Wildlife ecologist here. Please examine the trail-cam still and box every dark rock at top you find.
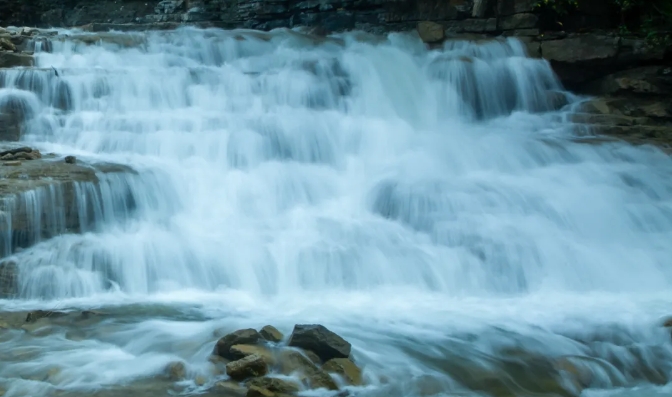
[215,328,262,359]
[288,324,351,362]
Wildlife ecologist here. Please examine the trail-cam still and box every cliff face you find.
[0,0,618,33]
[2,0,671,148]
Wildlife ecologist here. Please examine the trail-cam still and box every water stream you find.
[0,27,671,397]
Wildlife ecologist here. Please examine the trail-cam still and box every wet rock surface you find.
[287,324,352,362]
[0,148,136,258]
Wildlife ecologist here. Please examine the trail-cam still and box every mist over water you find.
[1,27,672,397]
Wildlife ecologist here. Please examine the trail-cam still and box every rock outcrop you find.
[0,150,138,261]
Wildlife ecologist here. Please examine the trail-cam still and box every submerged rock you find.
[214,380,247,396]
[323,358,362,386]
[246,386,274,397]
[259,325,284,343]
[226,354,268,381]
[216,328,263,359]
[288,324,351,362]
[165,361,186,380]
[0,260,18,298]
[278,349,339,390]
[245,376,300,393]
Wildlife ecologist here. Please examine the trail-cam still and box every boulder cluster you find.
[173,324,363,397]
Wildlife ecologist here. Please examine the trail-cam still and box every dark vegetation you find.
[535,0,672,46]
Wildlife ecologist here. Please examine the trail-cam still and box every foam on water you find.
[0,27,671,396]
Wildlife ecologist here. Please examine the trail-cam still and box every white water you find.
[0,27,672,397]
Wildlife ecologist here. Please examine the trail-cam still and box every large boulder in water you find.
[288,324,351,362]
[215,328,262,359]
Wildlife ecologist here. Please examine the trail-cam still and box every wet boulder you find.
[259,325,284,343]
[288,324,351,362]
[226,354,269,381]
[245,376,300,394]
[215,328,262,359]
[323,358,362,386]
[278,349,338,390]
[230,344,276,365]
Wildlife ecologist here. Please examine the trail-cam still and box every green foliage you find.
[534,0,671,47]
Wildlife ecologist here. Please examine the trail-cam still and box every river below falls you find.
[0,27,671,397]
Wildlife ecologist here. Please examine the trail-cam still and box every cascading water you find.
[0,26,671,397]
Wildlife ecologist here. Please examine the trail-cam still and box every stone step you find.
[0,148,154,260]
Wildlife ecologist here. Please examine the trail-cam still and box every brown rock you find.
[245,377,300,393]
[230,344,276,365]
[663,318,672,327]
[417,21,445,44]
[226,354,268,381]
[215,328,262,359]
[288,324,351,363]
[3,161,21,166]
[65,155,77,164]
[323,358,363,386]
[259,325,284,343]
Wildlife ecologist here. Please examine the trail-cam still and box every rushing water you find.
[0,27,671,397]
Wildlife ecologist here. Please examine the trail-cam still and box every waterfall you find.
[0,27,671,397]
